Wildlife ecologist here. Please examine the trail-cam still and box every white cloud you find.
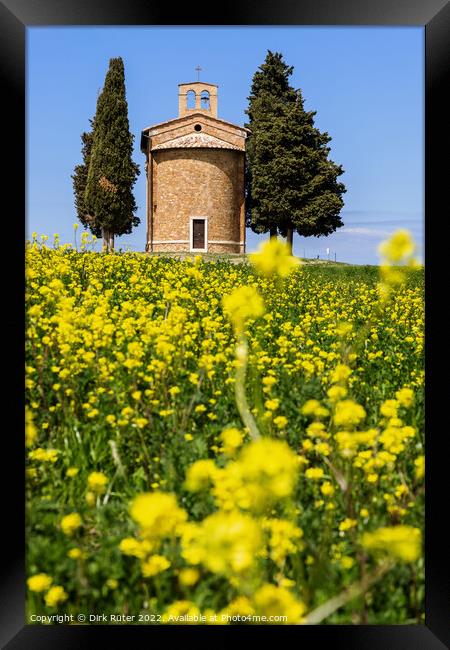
[339,227,392,237]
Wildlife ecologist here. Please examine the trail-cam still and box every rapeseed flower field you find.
[26,231,424,624]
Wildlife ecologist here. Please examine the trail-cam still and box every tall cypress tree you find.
[84,57,140,251]
[245,50,346,250]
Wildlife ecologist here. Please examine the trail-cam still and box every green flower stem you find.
[301,559,393,625]
[234,334,261,441]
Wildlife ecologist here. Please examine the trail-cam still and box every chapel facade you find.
[140,81,249,254]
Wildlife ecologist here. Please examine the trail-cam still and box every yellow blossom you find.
[253,584,306,624]
[305,467,324,481]
[60,513,82,536]
[249,237,301,278]
[222,286,265,333]
[333,400,366,429]
[27,573,52,593]
[185,459,218,491]
[414,455,425,480]
[29,448,59,463]
[178,568,200,587]
[130,492,187,539]
[378,230,416,263]
[44,585,68,607]
[330,364,352,384]
[339,518,357,532]
[141,554,171,577]
[25,407,38,447]
[87,471,108,495]
[220,427,244,455]
[361,525,421,562]
[162,600,201,624]
[395,388,414,408]
[181,510,261,575]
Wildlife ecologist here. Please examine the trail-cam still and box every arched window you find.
[186,89,196,109]
[200,90,210,110]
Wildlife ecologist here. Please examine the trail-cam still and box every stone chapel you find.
[140,81,249,254]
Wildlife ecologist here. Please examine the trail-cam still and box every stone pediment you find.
[152,132,242,151]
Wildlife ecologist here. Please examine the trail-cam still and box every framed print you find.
[1,0,449,647]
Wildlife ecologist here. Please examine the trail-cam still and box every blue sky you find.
[27,26,424,264]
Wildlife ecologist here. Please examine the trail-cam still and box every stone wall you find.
[149,148,245,254]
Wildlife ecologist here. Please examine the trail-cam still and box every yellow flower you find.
[335,321,353,337]
[378,230,416,263]
[395,388,414,408]
[119,537,155,559]
[222,286,265,333]
[60,513,82,536]
[29,448,59,463]
[178,568,200,587]
[249,237,301,278]
[237,438,300,510]
[380,399,399,418]
[262,518,304,564]
[262,375,277,389]
[181,512,261,575]
[85,491,96,507]
[67,547,82,559]
[327,385,348,402]
[330,364,352,384]
[339,518,357,532]
[66,467,79,478]
[340,556,355,570]
[361,525,421,562]
[44,585,68,607]
[264,398,280,411]
[185,459,218,491]
[221,596,255,618]
[253,584,306,624]
[414,455,425,480]
[306,421,327,439]
[130,492,187,539]
[320,481,335,496]
[305,467,324,481]
[106,578,118,590]
[27,573,52,593]
[333,400,366,429]
[87,471,108,495]
[273,415,288,429]
[141,554,171,577]
[25,407,38,447]
[162,600,201,624]
[301,400,329,419]
[220,427,244,455]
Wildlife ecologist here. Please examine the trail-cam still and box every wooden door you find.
[192,219,205,249]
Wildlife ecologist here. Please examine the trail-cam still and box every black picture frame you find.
[2,1,448,647]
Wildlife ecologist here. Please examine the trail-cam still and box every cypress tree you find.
[245,50,346,250]
[84,57,140,251]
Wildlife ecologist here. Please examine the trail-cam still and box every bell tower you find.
[178,82,218,119]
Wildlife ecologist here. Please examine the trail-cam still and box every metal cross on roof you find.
[195,65,202,81]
